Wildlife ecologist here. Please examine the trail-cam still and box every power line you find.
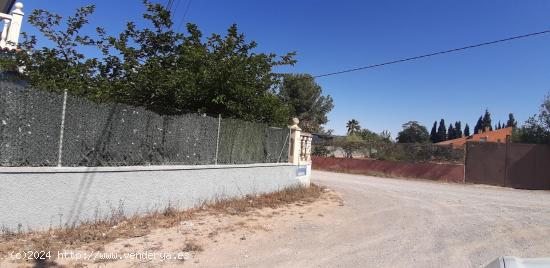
[170,0,182,29]
[166,0,174,11]
[176,0,193,32]
[313,29,550,78]
[173,0,182,14]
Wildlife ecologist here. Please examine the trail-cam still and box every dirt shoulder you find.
[0,184,342,267]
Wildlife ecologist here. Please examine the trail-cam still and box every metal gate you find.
[465,142,550,190]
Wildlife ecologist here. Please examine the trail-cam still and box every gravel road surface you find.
[195,171,550,268]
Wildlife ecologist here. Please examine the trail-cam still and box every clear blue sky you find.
[20,0,550,137]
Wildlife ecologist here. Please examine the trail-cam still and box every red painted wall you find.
[312,157,465,183]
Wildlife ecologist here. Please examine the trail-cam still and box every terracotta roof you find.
[436,127,513,149]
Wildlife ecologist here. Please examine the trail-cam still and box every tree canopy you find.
[454,121,462,139]
[506,113,517,128]
[9,1,309,126]
[482,109,493,131]
[396,121,430,143]
[346,119,361,135]
[437,119,447,142]
[447,124,455,140]
[429,121,438,143]
[473,116,483,135]
[514,94,550,144]
[464,124,471,137]
[279,74,334,133]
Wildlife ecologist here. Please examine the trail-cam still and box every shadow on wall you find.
[66,105,119,226]
[66,138,113,226]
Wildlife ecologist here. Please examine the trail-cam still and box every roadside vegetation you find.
[314,119,463,163]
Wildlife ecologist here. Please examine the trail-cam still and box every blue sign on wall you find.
[297,165,308,176]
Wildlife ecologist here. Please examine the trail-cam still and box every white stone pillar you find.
[302,134,312,163]
[6,2,23,49]
[288,118,302,165]
[0,19,9,47]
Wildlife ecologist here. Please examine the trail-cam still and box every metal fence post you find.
[214,114,221,165]
[57,89,68,167]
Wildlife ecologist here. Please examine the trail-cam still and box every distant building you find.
[436,127,513,149]
[311,133,335,145]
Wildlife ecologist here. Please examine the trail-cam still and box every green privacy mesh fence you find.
[0,84,290,166]
[218,118,289,164]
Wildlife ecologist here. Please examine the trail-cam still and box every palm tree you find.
[346,119,361,135]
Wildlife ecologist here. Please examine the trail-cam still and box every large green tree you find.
[279,74,334,133]
[11,1,297,126]
[514,94,550,144]
[514,116,550,144]
[396,121,430,143]
[13,5,100,96]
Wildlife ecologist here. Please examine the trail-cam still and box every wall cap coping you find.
[0,163,296,174]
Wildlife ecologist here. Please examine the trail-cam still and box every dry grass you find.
[204,184,323,215]
[0,184,324,265]
[182,240,204,252]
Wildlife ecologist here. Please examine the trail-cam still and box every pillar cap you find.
[290,118,301,130]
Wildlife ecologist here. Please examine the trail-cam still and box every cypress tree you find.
[437,119,447,142]
[506,113,517,128]
[448,124,455,140]
[464,124,470,137]
[474,116,483,134]
[430,121,438,143]
[482,109,492,131]
[454,121,462,138]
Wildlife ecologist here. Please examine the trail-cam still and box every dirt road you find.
[194,171,550,268]
[12,171,547,268]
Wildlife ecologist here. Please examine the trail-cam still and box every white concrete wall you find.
[0,163,309,231]
[296,163,312,186]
